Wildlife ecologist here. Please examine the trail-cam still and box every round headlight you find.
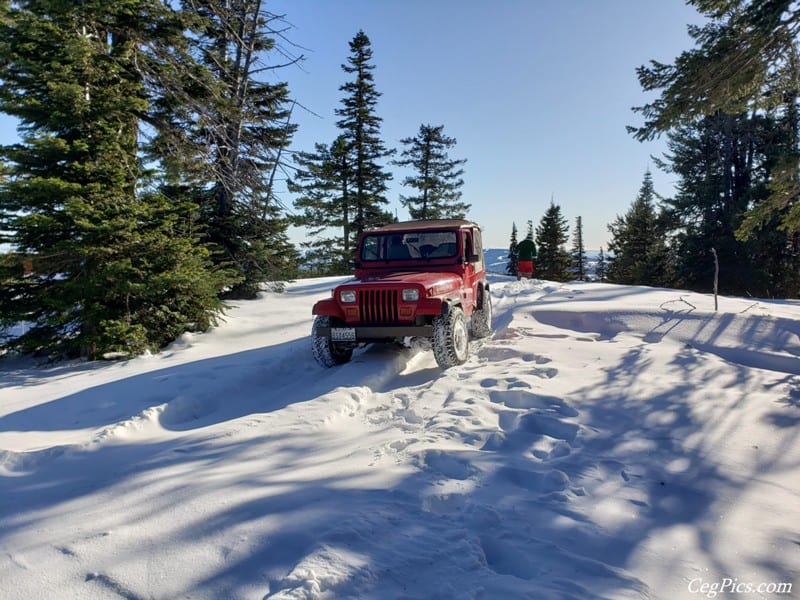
[339,290,356,303]
[402,288,419,302]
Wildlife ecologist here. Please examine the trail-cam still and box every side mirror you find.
[467,253,480,263]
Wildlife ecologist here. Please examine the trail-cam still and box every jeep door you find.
[461,228,484,312]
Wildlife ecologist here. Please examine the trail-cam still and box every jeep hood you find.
[346,271,461,290]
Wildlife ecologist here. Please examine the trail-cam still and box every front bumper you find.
[316,323,434,342]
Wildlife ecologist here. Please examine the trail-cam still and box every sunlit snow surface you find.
[1,272,799,599]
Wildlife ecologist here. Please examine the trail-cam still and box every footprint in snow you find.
[489,390,578,418]
[422,449,477,481]
[487,410,577,459]
[531,439,573,461]
[477,345,552,364]
[518,412,579,442]
[499,466,571,494]
[480,376,532,390]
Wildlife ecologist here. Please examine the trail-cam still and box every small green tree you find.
[595,247,608,282]
[535,202,571,281]
[506,222,519,277]
[606,171,669,286]
[571,216,587,281]
[393,124,468,219]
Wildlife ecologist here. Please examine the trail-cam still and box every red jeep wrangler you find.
[311,219,492,369]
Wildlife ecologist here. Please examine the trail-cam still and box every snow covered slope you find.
[1,275,798,599]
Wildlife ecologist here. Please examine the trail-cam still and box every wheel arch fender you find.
[440,295,462,317]
[313,298,345,320]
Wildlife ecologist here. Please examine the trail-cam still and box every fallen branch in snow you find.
[659,296,697,312]
[740,302,761,314]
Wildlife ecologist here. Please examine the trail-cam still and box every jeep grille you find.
[359,289,399,324]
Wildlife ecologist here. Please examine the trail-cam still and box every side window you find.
[472,228,484,269]
[473,229,483,255]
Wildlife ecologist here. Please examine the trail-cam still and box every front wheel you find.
[432,306,469,369]
[312,316,353,367]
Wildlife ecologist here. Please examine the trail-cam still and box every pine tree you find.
[526,219,534,240]
[630,0,800,236]
[659,111,798,296]
[595,247,608,282]
[606,170,669,286]
[393,124,468,219]
[506,222,519,277]
[163,2,299,297]
[0,0,233,359]
[290,136,355,275]
[336,30,394,234]
[571,216,587,281]
[535,202,571,281]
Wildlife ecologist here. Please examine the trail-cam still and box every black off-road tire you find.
[471,287,493,339]
[312,316,353,367]
[432,306,469,369]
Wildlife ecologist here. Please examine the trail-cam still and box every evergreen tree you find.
[393,124,468,219]
[606,170,669,286]
[335,30,394,234]
[0,0,233,359]
[571,216,587,281]
[163,2,299,297]
[290,136,354,275]
[595,247,608,282]
[525,219,534,240]
[506,222,519,277]
[630,0,800,237]
[535,202,571,281]
[659,111,799,296]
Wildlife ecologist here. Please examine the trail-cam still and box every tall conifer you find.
[335,30,394,234]
[165,1,299,297]
[571,216,587,281]
[660,112,798,296]
[0,0,231,358]
[630,0,800,236]
[290,136,354,275]
[393,124,468,219]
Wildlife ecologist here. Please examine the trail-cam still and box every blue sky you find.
[0,1,703,250]
[265,0,703,250]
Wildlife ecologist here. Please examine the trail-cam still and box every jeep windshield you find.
[360,231,459,261]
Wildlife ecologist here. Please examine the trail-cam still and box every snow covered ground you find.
[1,273,799,599]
